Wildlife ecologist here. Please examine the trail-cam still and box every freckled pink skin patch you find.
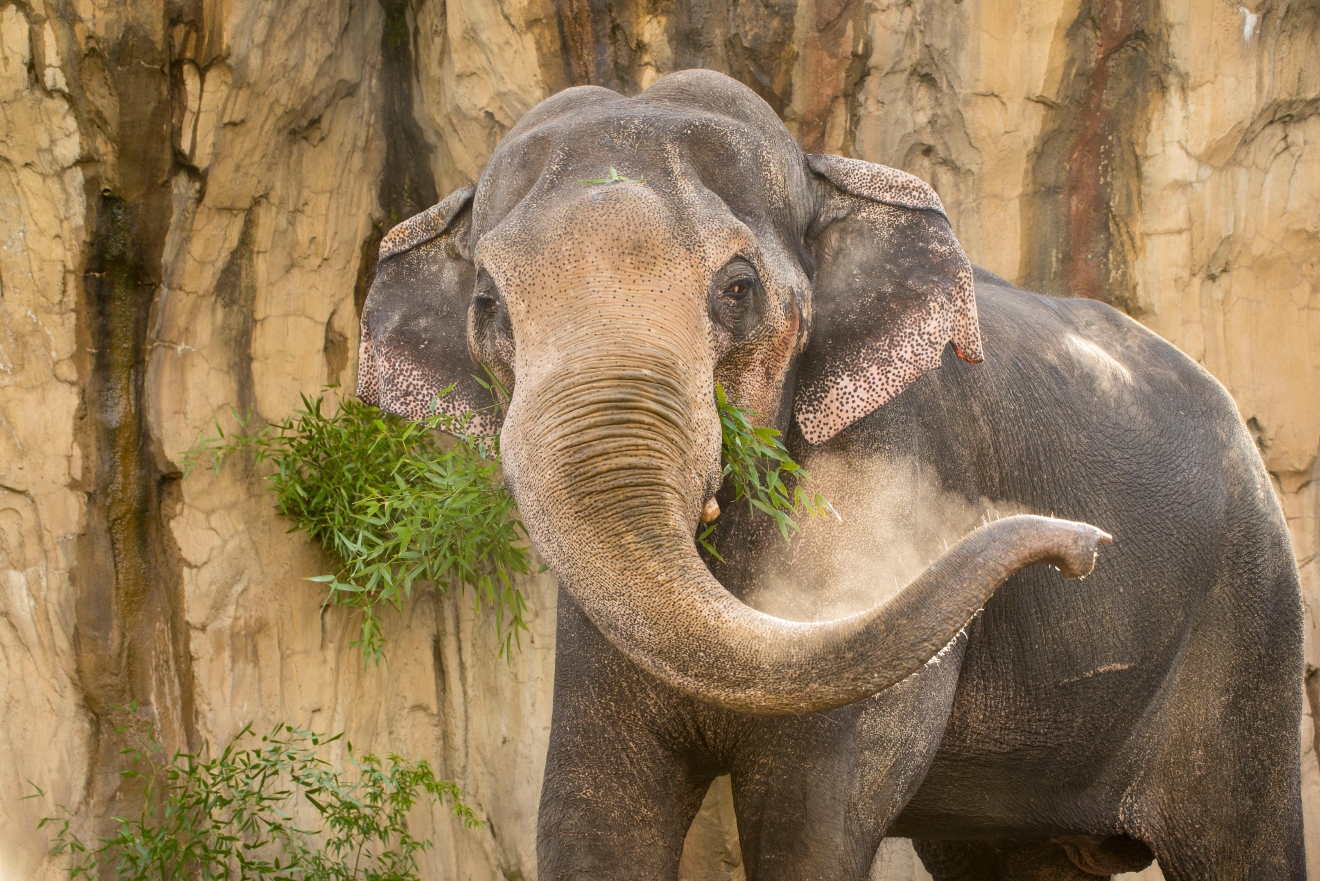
[794,154,981,445]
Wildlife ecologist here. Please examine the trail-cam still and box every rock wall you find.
[0,1,1314,879]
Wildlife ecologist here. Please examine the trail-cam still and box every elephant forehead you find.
[478,183,752,287]
[474,101,810,246]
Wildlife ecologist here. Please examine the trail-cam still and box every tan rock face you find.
[0,1,1314,879]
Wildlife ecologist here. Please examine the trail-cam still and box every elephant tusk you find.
[701,497,721,523]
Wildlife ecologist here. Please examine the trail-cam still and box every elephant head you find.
[358,70,1107,714]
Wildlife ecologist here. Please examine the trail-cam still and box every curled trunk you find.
[503,366,1108,716]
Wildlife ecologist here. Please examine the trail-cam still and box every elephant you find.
[355,70,1304,879]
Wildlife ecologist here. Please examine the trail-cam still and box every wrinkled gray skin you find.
[358,71,1303,880]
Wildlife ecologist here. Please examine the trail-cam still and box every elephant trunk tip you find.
[1044,520,1111,579]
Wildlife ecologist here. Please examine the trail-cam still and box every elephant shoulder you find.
[969,274,1223,410]
[965,273,1264,492]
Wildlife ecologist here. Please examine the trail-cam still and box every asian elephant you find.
[356,70,1303,880]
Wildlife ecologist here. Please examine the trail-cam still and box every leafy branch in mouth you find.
[184,389,530,665]
[578,165,647,185]
[700,383,838,560]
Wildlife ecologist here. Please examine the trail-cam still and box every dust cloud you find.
[741,450,1035,623]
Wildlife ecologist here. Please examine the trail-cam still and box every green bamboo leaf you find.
[704,382,835,558]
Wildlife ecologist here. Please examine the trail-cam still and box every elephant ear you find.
[357,185,500,434]
[794,154,982,445]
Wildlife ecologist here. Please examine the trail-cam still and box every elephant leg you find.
[1135,730,1304,876]
[537,591,717,881]
[910,841,996,881]
[1125,559,1304,881]
[731,637,967,881]
[1134,723,1304,881]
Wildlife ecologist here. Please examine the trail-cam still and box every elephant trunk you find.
[501,357,1108,716]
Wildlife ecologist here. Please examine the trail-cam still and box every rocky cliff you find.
[0,1,1315,879]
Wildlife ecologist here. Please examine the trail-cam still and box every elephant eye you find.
[474,269,499,309]
[710,263,763,339]
[471,271,514,362]
[718,277,758,314]
[722,280,753,301]
[473,273,511,334]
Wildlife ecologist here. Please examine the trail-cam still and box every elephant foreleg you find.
[731,634,967,881]
[538,591,718,881]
